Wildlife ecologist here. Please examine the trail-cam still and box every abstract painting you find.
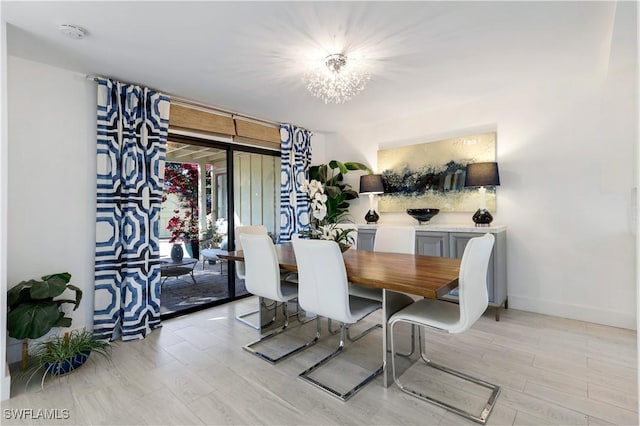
[377,132,496,212]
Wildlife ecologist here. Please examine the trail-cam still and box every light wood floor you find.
[2,298,637,425]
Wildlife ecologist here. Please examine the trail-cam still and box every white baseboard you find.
[1,362,11,401]
[508,295,636,330]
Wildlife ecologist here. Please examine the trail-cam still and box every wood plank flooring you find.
[2,299,637,425]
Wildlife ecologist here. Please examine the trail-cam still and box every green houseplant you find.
[7,272,82,369]
[7,272,112,385]
[300,160,372,250]
[26,329,111,386]
[309,160,372,224]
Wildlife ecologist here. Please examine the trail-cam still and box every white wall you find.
[6,56,96,363]
[1,19,11,401]
[310,131,327,165]
[329,16,637,328]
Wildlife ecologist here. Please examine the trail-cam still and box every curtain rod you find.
[86,74,282,128]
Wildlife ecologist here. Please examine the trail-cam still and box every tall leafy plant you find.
[309,160,372,223]
[7,272,82,369]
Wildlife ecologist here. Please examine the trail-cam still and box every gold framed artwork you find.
[377,132,496,212]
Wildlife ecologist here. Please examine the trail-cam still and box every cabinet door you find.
[416,232,449,257]
[449,233,495,304]
[356,229,376,251]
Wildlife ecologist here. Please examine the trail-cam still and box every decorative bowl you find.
[406,208,440,224]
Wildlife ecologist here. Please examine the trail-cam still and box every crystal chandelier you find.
[303,53,370,104]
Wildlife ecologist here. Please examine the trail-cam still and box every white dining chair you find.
[374,226,416,254]
[292,238,384,401]
[240,234,319,364]
[350,226,416,302]
[389,233,500,424]
[342,226,415,347]
[233,225,268,330]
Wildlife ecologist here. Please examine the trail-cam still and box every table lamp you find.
[359,174,384,224]
[464,162,500,226]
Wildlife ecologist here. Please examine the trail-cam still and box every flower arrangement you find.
[299,178,356,250]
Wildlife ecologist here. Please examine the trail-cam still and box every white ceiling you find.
[2,1,620,133]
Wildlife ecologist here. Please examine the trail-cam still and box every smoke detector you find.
[59,24,87,40]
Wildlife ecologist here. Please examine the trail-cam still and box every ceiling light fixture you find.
[303,53,370,104]
[59,24,87,40]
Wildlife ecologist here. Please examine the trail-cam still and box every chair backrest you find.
[374,226,415,254]
[292,239,355,324]
[239,234,286,302]
[457,233,495,332]
[234,225,268,279]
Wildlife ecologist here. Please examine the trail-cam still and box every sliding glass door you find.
[231,149,281,297]
[158,137,280,318]
[160,140,230,318]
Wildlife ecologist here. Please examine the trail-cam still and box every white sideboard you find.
[356,224,507,321]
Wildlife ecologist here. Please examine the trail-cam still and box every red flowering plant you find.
[167,210,199,243]
[163,162,200,243]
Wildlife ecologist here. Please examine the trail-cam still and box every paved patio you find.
[160,259,249,315]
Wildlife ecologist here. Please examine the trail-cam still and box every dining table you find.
[219,242,462,387]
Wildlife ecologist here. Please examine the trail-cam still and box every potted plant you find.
[7,272,82,369]
[309,160,372,223]
[164,162,200,260]
[167,209,200,260]
[7,272,112,386]
[300,160,372,250]
[25,329,111,386]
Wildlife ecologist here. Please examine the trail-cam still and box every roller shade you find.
[169,104,236,137]
[234,119,281,150]
[168,103,281,150]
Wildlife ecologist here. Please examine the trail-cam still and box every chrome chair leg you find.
[235,309,260,330]
[347,323,382,342]
[238,298,308,331]
[328,311,382,342]
[390,320,501,425]
[298,323,383,401]
[327,318,340,335]
[243,303,320,364]
[393,323,416,358]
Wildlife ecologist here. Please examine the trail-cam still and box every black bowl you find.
[406,208,440,224]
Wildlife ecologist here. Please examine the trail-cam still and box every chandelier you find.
[303,53,370,104]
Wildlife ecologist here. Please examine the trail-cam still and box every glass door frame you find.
[161,134,280,319]
[227,143,281,298]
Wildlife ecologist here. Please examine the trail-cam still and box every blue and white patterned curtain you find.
[93,78,170,341]
[279,124,312,242]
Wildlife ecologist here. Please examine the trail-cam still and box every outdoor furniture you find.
[200,247,227,272]
[200,236,228,271]
[160,258,198,285]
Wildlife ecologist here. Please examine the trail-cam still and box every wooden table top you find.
[219,243,461,299]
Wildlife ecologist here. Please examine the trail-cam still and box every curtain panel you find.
[93,78,170,341]
[279,124,312,242]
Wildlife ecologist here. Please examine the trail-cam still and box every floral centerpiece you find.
[299,178,356,251]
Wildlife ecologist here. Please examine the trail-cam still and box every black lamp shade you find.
[464,162,500,187]
[360,174,384,194]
